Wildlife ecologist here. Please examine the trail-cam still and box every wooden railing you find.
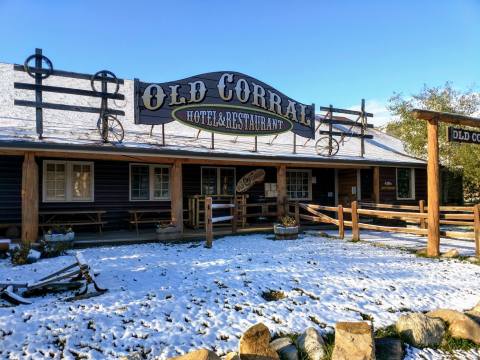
[288,200,480,256]
[204,197,237,248]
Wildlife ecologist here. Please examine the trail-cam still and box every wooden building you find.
[0,58,432,244]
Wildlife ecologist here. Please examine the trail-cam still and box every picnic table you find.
[39,210,106,234]
[128,209,171,235]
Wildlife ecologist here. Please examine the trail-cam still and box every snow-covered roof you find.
[0,63,425,166]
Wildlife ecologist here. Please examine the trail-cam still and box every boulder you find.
[374,338,403,360]
[296,327,327,360]
[471,301,480,314]
[169,349,221,360]
[441,249,460,258]
[270,338,298,360]
[396,313,445,348]
[416,247,428,256]
[331,322,375,360]
[427,309,480,344]
[239,323,280,360]
[224,352,240,360]
[466,256,479,264]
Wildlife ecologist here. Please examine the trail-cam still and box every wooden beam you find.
[171,160,183,233]
[21,152,39,244]
[205,197,213,248]
[474,204,480,257]
[351,200,360,241]
[427,119,440,257]
[412,109,480,128]
[277,165,287,218]
[372,166,380,203]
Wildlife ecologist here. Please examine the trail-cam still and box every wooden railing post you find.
[474,204,480,257]
[351,200,360,241]
[232,199,238,234]
[338,204,345,239]
[171,160,183,234]
[205,197,213,248]
[427,118,440,257]
[419,200,426,229]
[294,202,300,226]
[277,165,287,218]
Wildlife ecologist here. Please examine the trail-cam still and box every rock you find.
[270,337,293,351]
[169,349,221,360]
[27,249,41,263]
[396,313,445,348]
[270,337,297,360]
[374,338,403,360]
[471,301,480,313]
[119,353,143,360]
[296,327,327,360]
[441,249,460,258]
[427,309,480,344]
[416,247,428,256]
[466,256,479,264]
[331,322,375,360]
[239,323,279,360]
[224,352,240,360]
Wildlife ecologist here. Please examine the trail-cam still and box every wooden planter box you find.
[274,224,299,240]
[156,226,181,243]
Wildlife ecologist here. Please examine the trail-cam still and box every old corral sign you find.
[134,72,315,138]
[448,127,480,144]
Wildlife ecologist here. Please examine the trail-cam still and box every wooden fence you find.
[288,200,480,256]
[204,197,237,248]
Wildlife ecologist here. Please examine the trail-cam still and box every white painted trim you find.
[129,163,171,202]
[396,167,416,200]
[286,169,312,201]
[42,160,94,203]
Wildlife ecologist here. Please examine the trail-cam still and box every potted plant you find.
[274,216,299,240]
[44,226,75,242]
[155,223,181,243]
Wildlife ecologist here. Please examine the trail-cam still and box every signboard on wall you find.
[134,72,315,138]
[448,127,480,144]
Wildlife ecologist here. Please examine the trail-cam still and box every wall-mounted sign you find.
[134,72,315,138]
[448,127,480,144]
[236,169,266,193]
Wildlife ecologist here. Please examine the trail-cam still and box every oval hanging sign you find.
[172,104,292,136]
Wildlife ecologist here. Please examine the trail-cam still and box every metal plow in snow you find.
[0,252,107,305]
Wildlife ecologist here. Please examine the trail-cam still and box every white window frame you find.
[287,169,312,201]
[396,167,416,200]
[129,163,171,201]
[42,160,94,203]
[200,166,236,195]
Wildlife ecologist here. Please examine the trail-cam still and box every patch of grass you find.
[261,289,286,302]
[375,324,399,339]
[439,332,480,353]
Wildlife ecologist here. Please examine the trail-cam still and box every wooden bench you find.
[128,209,171,235]
[39,210,107,234]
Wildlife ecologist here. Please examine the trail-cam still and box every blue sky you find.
[1,0,479,125]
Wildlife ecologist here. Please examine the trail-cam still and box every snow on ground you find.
[1,232,480,359]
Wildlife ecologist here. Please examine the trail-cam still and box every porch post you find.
[427,118,440,257]
[171,159,183,233]
[372,166,380,203]
[21,152,39,244]
[277,164,287,218]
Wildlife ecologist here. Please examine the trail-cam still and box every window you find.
[287,169,312,200]
[396,168,415,200]
[129,164,170,201]
[201,167,236,195]
[43,161,94,202]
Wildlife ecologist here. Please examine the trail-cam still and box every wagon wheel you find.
[315,136,339,156]
[98,114,124,143]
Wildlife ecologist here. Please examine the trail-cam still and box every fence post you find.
[351,201,360,241]
[338,204,344,239]
[474,204,480,257]
[205,197,213,248]
[232,199,238,234]
[419,200,426,229]
[294,202,300,226]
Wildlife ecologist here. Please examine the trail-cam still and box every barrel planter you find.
[273,224,299,240]
[156,226,182,243]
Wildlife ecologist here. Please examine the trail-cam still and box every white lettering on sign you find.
[449,127,480,144]
[142,73,312,127]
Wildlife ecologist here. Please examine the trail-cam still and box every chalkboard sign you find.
[134,72,315,138]
[448,127,480,144]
